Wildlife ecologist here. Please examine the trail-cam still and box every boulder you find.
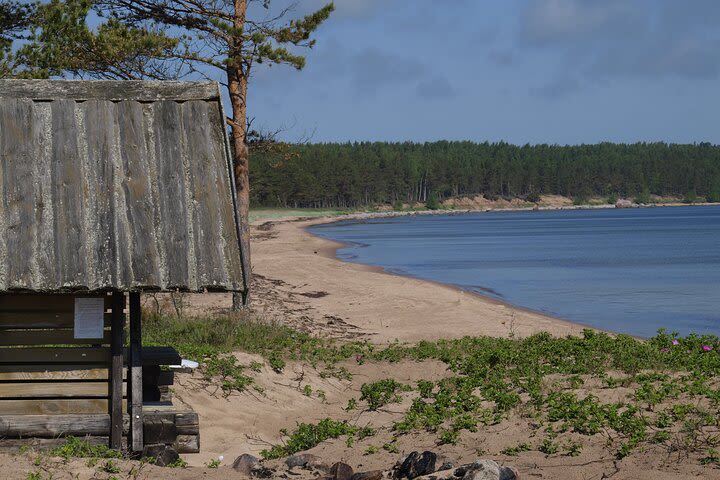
[351,470,385,480]
[615,199,634,208]
[232,454,260,475]
[142,444,180,467]
[394,451,438,479]
[329,462,355,480]
[461,460,500,480]
[286,453,326,470]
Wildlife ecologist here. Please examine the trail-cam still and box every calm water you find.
[310,206,720,337]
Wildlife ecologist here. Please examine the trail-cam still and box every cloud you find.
[348,47,426,96]
[416,76,457,100]
[516,0,720,97]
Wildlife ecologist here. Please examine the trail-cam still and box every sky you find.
[248,0,720,145]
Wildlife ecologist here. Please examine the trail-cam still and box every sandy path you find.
[251,216,588,343]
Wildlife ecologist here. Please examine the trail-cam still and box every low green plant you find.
[166,458,188,468]
[702,448,720,465]
[102,460,121,474]
[539,438,559,455]
[261,419,375,459]
[360,379,410,410]
[564,441,582,456]
[206,458,221,468]
[50,437,122,460]
[501,443,531,456]
[364,445,379,455]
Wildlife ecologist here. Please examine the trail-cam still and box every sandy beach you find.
[250,214,589,343]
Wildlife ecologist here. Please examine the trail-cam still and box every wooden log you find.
[173,411,199,433]
[0,414,110,437]
[0,399,116,415]
[143,413,177,444]
[0,381,124,398]
[110,292,124,450]
[0,436,111,453]
[0,347,111,364]
[0,367,110,381]
[0,329,110,346]
[176,435,200,454]
[128,292,143,451]
[0,411,196,438]
[0,313,111,329]
[0,295,112,311]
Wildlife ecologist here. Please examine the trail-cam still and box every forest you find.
[250,141,720,208]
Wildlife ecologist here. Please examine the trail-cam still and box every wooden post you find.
[128,292,143,452]
[109,292,125,450]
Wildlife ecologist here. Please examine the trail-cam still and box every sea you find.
[309,206,720,338]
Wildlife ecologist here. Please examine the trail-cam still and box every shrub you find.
[526,192,541,203]
[426,192,440,210]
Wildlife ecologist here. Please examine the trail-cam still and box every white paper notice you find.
[74,297,105,339]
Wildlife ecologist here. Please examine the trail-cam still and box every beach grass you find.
[143,312,720,463]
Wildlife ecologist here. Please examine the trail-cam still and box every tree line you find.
[250,141,720,208]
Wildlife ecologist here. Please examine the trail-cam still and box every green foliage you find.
[634,188,652,205]
[261,419,375,459]
[683,189,698,204]
[501,442,531,456]
[251,142,720,209]
[607,193,618,204]
[539,438,559,455]
[360,379,410,410]
[526,191,541,203]
[166,458,188,468]
[101,460,121,474]
[707,178,720,203]
[205,458,221,468]
[50,436,122,460]
[425,191,441,210]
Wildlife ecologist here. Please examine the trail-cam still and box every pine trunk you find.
[229,0,251,309]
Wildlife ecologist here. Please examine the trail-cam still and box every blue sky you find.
[248,0,720,145]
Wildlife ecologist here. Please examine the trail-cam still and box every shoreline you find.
[251,214,591,342]
[252,203,719,342]
[303,216,611,337]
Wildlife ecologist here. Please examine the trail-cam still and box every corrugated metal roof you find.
[0,80,246,293]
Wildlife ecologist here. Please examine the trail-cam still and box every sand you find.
[5,211,717,479]
[249,215,589,343]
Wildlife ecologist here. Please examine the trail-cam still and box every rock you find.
[615,199,634,208]
[286,453,324,470]
[498,466,518,480]
[395,451,438,479]
[233,454,260,475]
[329,462,355,480]
[143,444,180,467]
[461,460,501,480]
[412,470,456,480]
[351,470,385,480]
[250,464,275,479]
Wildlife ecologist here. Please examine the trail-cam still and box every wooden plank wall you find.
[0,294,115,416]
[0,293,198,453]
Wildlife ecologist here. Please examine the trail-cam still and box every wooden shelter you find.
[0,80,249,453]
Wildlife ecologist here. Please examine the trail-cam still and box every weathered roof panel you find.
[0,80,245,293]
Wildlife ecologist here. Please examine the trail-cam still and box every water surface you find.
[310,206,720,337]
